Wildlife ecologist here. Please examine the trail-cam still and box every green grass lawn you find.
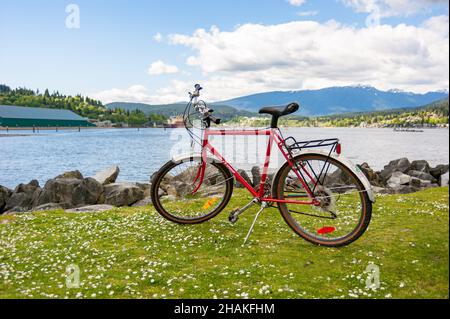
[0,187,448,299]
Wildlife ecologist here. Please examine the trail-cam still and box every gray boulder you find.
[66,204,115,213]
[0,186,12,213]
[103,183,144,206]
[157,167,223,197]
[387,171,412,188]
[409,160,430,173]
[326,168,352,186]
[430,164,449,180]
[92,166,120,185]
[15,179,40,192]
[440,172,449,186]
[135,182,151,197]
[406,170,437,183]
[132,197,153,207]
[6,193,34,211]
[37,177,103,208]
[84,178,104,203]
[173,165,223,187]
[409,177,431,188]
[380,158,411,182]
[55,170,83,180]
[236,170,253,188]
[5,180,41,212]
[165,181,191,197]
[32,203,64,212]
[251,166,261,187]
[359,163,382,186]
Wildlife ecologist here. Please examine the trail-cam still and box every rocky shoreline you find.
[1,158,448,215]
[234,158,449,195]
[358,158,448,194]
[0,166,152,215]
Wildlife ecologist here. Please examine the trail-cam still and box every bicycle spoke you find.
[288,209,337,220]
[155,159,231,220]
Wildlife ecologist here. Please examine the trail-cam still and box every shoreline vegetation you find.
[1,84,448,130]
[227,98,449,129]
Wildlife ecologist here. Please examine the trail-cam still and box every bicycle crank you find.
[228,198,259,224]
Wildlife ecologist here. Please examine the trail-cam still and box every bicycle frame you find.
[195,127,321,206]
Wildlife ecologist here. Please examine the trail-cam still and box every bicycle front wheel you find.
[150,157,234,224]
[272,154,372,247]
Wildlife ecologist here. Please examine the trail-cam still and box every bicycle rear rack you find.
[282,136,341,194]
[284,137,340,153]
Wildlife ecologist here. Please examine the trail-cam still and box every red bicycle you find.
[151,85,375,247]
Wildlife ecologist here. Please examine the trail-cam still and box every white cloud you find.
[168,17,448,100]
[153,32,163,42]
[422,14,450,36]
[91,82,191,105]
[287,0,306,6]
[92,85,153,104]
[342,0,448,18]
[297,10,319,17]
[94,15,449,105]
[148,60,179,75]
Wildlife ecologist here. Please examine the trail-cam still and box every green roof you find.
[0,105,88,121]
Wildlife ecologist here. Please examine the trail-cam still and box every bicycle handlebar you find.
[190,84,203,99]
[209,115,221,125]
[189,84,221,127]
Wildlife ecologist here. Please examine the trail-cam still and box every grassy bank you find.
[0,187,448,299]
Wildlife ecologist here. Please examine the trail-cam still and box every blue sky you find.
[0,0,448,104]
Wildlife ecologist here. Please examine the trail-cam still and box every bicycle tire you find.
[272,153,372,247]
[150,157,234,224]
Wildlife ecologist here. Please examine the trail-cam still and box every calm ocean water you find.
[1,127,449,189]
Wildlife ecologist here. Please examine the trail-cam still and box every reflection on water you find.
[1,127,448,188]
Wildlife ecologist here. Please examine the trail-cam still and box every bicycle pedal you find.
[228,210,239,224]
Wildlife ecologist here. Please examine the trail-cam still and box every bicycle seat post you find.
[243,202,269,245]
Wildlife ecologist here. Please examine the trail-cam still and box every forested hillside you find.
[298,98,449,127]
[106,102,256,120]
[228,98,449,128]
[0,85,149,125]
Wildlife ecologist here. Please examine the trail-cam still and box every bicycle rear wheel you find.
[150,157,234,224]
[272,154,372,247]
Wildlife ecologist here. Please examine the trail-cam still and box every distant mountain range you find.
[217,86,449,116]
[107,86,449,117]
